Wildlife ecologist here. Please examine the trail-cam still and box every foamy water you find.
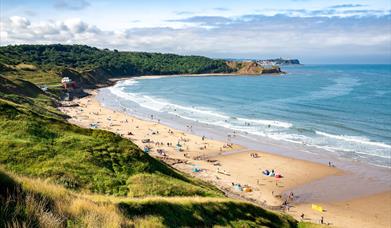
[104,64,391,168]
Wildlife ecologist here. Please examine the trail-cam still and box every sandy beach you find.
[59,87,391,228]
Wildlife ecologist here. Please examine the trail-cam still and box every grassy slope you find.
[0,169,297,227]
[0,76,221,198]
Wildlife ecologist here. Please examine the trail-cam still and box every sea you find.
[100,64,391,170]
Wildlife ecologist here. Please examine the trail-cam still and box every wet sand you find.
[59,89,391,228]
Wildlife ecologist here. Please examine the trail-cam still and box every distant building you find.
[61,77,77,90]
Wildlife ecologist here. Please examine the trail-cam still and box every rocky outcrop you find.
[226,61,283,75]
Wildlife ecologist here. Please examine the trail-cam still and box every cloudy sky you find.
[1,0,390,63]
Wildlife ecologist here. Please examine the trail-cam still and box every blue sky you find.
[1,0,391,63]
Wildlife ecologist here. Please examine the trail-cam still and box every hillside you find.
[0,169,298,227]
[0,44,302,227]
[0,75,221,197]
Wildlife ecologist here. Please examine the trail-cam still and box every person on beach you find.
[320,216,324,224]
[289,192,294,201]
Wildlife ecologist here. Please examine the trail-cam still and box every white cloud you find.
[1,16,105,43]
[64,19,89,33]
[1,14,390,63]
[9,16,30,28]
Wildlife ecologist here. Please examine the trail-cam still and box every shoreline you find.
[108,71,286,82]
[60,90,339,204]
[59,80,391,227]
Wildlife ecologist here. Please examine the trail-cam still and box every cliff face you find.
[226,61,282,75]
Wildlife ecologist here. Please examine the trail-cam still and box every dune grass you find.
[126,173,221,197]
[0,170,298,227]
[118,198,296,227]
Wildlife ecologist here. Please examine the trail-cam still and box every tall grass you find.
[1,170,298,227]
[127,173,221,197]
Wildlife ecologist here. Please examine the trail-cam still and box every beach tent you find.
[234,184,243,191]
[192,165,201,173]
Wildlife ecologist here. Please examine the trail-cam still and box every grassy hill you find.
[0,169,298,227]
[0,75,221,197]
[0,44,300,227]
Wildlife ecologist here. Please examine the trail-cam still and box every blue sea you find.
[103,65,391,168]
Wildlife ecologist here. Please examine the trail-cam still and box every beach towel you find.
[244,187,252,192]
[311,204,323,212]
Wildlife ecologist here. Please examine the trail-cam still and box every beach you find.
[59,85,391,228]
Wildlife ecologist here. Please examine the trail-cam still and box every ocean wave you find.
[116,79,139,86]
[110,80,293,130]
[315,131,391,149]
[109,82,231,119]
[237,117,293,128]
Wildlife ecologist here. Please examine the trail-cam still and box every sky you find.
[1,0,391,63]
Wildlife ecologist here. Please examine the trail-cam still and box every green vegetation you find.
[0,44,232,79]
[0,44,299,227]
[126,173,220,197]
[297,222,328,228]
[1,170,297,227]
[0,75,221,197]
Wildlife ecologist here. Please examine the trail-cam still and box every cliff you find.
[226,61,283,75]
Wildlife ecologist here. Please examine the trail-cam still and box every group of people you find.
[250,153,259,158]
[262,169,283,178]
